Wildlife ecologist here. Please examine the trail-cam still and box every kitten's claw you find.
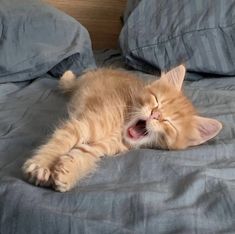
[22,159,51,187]
[52,178,70,193]
[52,156,77,192]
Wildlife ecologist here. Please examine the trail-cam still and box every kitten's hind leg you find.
[23,119,86,187]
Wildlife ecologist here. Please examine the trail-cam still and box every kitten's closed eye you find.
[153,95,159,106]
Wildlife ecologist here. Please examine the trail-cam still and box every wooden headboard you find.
[44,0,127,49]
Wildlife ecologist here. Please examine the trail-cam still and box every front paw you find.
[22,159,51,187]
[51,156,77,192]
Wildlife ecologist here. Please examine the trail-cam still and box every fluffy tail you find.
[59,70,77,93]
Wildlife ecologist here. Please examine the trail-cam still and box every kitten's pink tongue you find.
[128,127,142,140]
[128,120,147,140]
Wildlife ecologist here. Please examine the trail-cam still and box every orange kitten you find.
[23,65,222,192]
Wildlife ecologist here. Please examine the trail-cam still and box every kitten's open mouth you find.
[127,119,148,140]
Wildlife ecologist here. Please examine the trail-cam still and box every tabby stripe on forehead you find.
[163,98,175,107]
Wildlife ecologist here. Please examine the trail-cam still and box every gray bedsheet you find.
[0,51,235,234]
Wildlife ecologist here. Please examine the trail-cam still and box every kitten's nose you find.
[150,110,162,120]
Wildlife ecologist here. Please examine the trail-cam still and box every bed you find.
[0,0,235,233]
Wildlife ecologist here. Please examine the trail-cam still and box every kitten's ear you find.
[189,116,222,147]
[160,64,186,91]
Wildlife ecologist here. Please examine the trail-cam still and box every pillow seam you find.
[129,22,235,53]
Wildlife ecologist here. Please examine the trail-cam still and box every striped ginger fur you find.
[23,66,222,192]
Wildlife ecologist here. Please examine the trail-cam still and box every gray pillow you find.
[120,0,235,78]
[0,0,96,83]
[123,0,141,22]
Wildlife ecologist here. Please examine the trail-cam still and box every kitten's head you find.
[124,65,222,150]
